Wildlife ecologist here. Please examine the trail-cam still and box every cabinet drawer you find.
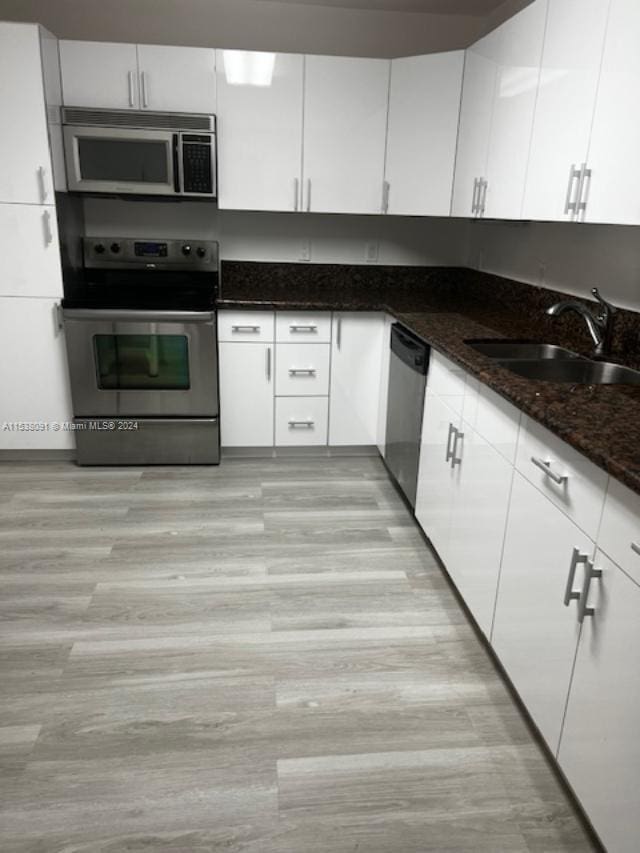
[426,350,466,414]
[515,417,607,538]
[218,310,274,342]
[463,377,521,464]
[275,343,330,396]
[598,477,640,584]
[275,397,328,446]
[276,312,332,343]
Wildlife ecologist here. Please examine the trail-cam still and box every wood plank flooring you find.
[0,457,597,852]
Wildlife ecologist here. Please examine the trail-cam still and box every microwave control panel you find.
[182,135,214,196]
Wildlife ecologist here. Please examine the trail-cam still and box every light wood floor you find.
[0,456,597,852]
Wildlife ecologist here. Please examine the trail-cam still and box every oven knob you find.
[196,247,206,259]
[94,243,105,254]
[110,242,121,254]
[181,244,192,256]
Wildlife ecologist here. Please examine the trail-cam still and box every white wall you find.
[465,220,640,312]
[83,199,467,267]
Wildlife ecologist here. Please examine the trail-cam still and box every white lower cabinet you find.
[558,550,640,853]
[275,397,328,446]
[491,471,593,753]
[218,341,274,447]
[0,297,73,450]
[329,313,385,446]
[275,343,330,397]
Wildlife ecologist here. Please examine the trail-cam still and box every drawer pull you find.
[564,547,587,607]
[631,542,640,557]
[288,368,316,376]
[289,324,317,332]
[531,456,568,485]
[577,557,602,624]
[288,420,314,428]
[232,325,261,332]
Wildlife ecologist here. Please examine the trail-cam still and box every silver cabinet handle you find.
[451,427,464,467]
[294,177,299,211]
[631,542,640,557]
[478,178,488,216]
[141,71,149,108]
[288,419,314,428]
[576,163,592,221]
[445,422,456,463]
[231,325,261,333]
[577,557,602,624]
[336,315,342,350]
[265,346,272,382]
[37,165,48,203]
[128,71,136,107]
[564,163,581,216]
[54,302,64,332]
[564,547,587,606]
[42,209,53,246]
[289,324,317,333]
[472,178,479,215]
[382,180,390,214]
[306,179,311,212]
[288,368,316,376]
[531,456,568,485]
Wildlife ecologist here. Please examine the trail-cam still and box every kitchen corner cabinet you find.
[521,0,610,221]
[0,23,57,205]
[302,56,390,214]
[328,313,385,445]
[218,341,274,447]
[60,41,216,113]
[217,51,304,212]
[0,297,73,450]
[384,51,463,216]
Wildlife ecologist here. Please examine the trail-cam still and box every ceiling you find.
[253,0,509,14]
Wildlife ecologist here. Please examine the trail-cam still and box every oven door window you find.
[78,138,169,184]
[94,335,190,390]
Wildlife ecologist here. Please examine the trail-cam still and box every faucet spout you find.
[545,302,603,349]
[546,289,616,358]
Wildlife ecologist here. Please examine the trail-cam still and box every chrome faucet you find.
[546,288,617,358]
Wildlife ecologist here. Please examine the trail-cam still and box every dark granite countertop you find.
[218,262,640,497]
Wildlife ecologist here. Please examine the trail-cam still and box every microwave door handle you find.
[172,134,180,193]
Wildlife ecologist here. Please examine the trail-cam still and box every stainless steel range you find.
[62,236,220,465]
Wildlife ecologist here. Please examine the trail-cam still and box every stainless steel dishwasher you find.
[384,324,429,508]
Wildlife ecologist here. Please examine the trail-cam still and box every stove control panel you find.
[83,237,218,270]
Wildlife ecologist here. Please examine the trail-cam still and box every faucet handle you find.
[591,287,617,317]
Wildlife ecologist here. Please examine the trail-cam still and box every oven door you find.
[63,126,176,196]
[63,310,218,417]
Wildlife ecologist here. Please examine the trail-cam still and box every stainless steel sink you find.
[466,339,585,361]
[498,359,640,385]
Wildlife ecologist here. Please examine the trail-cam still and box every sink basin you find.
[498,359,640,385]
[466,339,585,361]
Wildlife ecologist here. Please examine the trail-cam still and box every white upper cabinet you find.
[584,0,640,224]
[136,45,216,113]
[217,51,303,212]
[328,313,385,445]
[302,56,390,214]
[0,23,55,205]
[522,0,610,222]
[60,40,140,109]
[384,51,464,216]
[60,41,215,113]
[450,34,499,217]
[483,0,548,219]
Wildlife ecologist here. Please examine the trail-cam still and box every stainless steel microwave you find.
[62,107,217,198]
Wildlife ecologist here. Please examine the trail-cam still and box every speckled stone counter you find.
[218,261,640,496]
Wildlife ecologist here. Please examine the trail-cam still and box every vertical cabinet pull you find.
[42,210,53,246]
[575,163,592,221]
[445,422,455,463]
[631,542,640,557]
[478,178,488,216]
[265,346,272,382]
[564,547,587,606]
[128,71,136,107]
[294,177,299,211]
[306,179,311,212]
[37,166,48,203]
[564,163,581,216]
[577,558,602,624]
[445,423,464,467]
[382,180,390,214]
[472,178,479,215]
[141,71,149,108]
[336,315,342,351]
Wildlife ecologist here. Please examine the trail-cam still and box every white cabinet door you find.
[483,0,548,219]
[303,56,390,214]
[136,45,216,114]
[385,52,464,216]
[60,40,139,109]
[218,342,274,447]
[275,343,330,397]
[0,23,54,205]
[217,51,303,212]
[328,313,385,446]
[492,471,593,753]
[585,0,640,225]
[0,297,73,450]
[558,550,640,853]
[451,36,499,217]
[414,393,461,566]
[447,424,515,638]
[0,204,62,298]
[522,0,610,221]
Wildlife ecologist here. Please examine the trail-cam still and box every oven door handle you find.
[62,309,216,323]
